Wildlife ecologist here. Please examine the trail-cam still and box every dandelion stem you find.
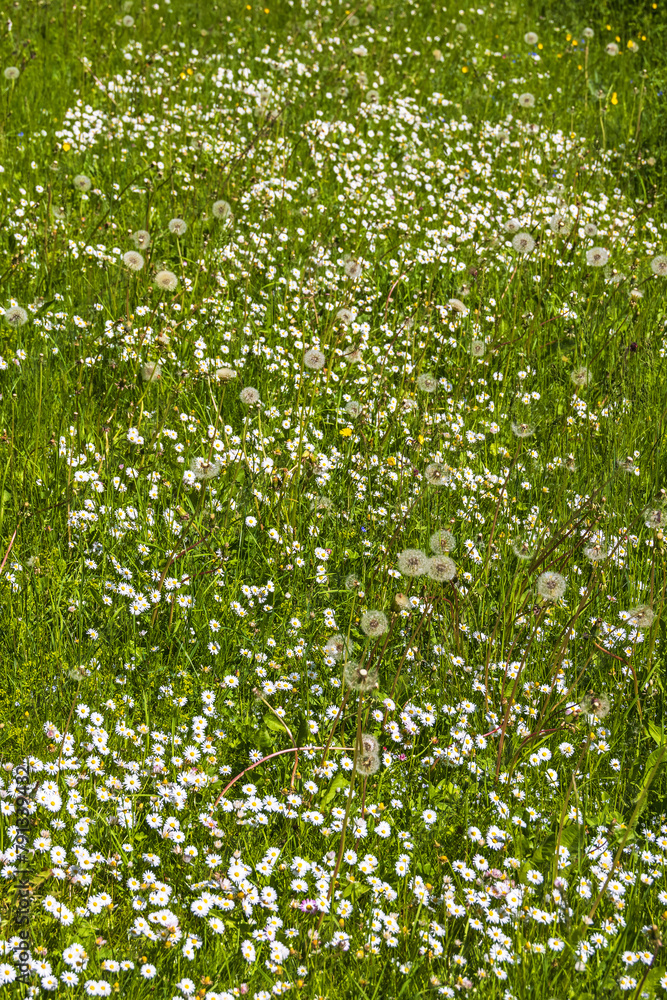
[322,695,364,927]
[388,599,436,701]
[319,691,350,772]
[210,745,352,810]
[551,733,591,891]
[494,606,548,781]
[57,677,83,771]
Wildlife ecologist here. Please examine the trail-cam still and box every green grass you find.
[0,0,667,998]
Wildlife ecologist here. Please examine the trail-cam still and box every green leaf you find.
[321,772,349,809]
[295,712,309,747]
[645,966,666,998]
[647,721,666,745]
[342,881,370,899]
[641,744,667,781]
[257,727,273,753]
[263,712,289,734]
[531,834,555,863]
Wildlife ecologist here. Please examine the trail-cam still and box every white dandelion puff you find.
[123,251,144,272]
[155,270,178,291]
[536,572,567,601]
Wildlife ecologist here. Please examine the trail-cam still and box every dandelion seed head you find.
[141,361,162,383]
[397,548,429,578]
[73,174,92,192]
[123,250,144,272]
[416,373,438,392]
[643,507,666,530]
[518,93,535,108]
[324,634,353,661]
[586,246,609,267]
[580,692,610,719]
[168,218,187,236]
[625,604,655,630]
[536,571,567,601]
[650,255,667,276]
[447,298,467,314]
[549,213,573,236]
[512,537,535,560]
[583,540,608,563]
[424,463,450,486]
[524,31,539,45]
[4,66,20,80]
[427,556,457,582]
[430,529,456,555]
[155,270,178,291]
[360,610,389,637]
[212,200,232,220]
[4,306,28,327]
[511,421,535,438]
[344,259,363,280]
[132,230,151,250]
[240,387,261,406]
[570,366,592,388]
[190,457,222,481]
[303,348,326,370]
[357,752,380,776]
[512,232,535,253]
[343,660,379,692]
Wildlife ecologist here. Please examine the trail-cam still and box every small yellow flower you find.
[387,456,396,466]
[611,92,618,105]
[63,142,71,151]
[340,428,352,437]
[462,66,468,73]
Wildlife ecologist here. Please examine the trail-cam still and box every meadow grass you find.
[1,0,667,997]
